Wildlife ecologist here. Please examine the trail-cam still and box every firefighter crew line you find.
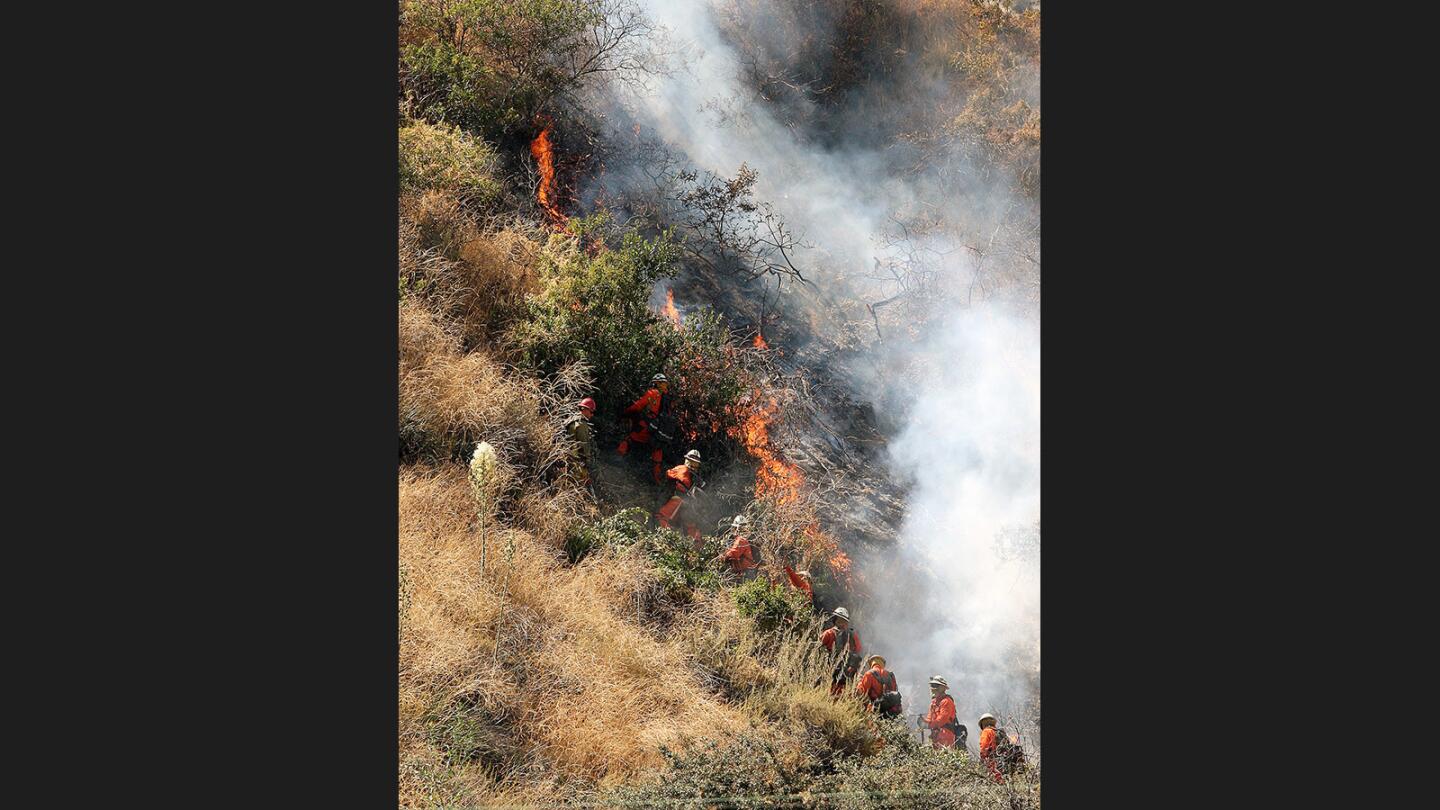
[562,382,1027,781]
[820,608,1027,781]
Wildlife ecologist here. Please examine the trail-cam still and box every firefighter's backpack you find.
[875,671,902,716]
[994,728,1025,770]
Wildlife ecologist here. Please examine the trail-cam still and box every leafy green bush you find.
[565,508,721,599]
[564,506,651,562]
[511,216,681,390]
[398,118,502,208]
[510,214,759,462]
[400,41,506,135]
[648,527,723,599]
[734,576,811,633]
[399,0,611,139]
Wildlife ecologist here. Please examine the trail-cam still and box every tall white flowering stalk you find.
[469,441,499,575]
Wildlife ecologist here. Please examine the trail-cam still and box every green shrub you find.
[399,0,605,139]
[565,508,721,599]
[510,214,759,461]
[400,41,503,134]
[511,216,682,390]
[564,506,651,562]
[647,526,723,600]
[398,118,502,208]
[734,576,810,633]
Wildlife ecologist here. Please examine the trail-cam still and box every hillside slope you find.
[398,1,1040,806]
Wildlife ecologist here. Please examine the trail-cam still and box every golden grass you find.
[400,189,544,347]
[399,466,765,806]
[399,298,564,469]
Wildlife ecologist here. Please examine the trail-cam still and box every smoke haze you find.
[588,0,1041,749]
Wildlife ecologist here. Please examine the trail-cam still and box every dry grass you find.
[669,589,879,759]
[399,299,562,464]
[400,196,544,347]
[399,466,762,806]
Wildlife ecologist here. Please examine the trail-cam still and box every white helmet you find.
[832,607,850,621]
[652,373,669,384]
[928,675,949,689]
[731,515,749,528]
[685,449,702,463]
[978,713,996,727]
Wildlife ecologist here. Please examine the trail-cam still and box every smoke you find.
[584,0,1040,746]
[865,307,1040,748]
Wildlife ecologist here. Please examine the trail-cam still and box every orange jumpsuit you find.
[722,536,758,577]
[820,626,861,696]
[979,726,1004,782]
[617,387,666,483]
[924,694,958,748]
[783,565,814,603]
[655,464,700,538]
[855,666,896,708]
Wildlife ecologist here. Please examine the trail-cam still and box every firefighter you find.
[655,449,703,539]
[855,654,902,718]
[617,373,670,484]
[714,515,759,580]
[820,607,862,696]
[920,676,963,750]
[564,397,597,490]
[978,713,1023,782]
[782,564,814,606]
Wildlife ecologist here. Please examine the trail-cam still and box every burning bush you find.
[508,214,763,461]
[508,214,681,390]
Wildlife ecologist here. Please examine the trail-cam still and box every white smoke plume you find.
[866,308,1040,749]
[587,0,1041,749]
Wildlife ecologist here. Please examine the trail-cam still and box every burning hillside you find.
[398,0,1040,804]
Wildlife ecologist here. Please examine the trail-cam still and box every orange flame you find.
[728,391,861,592]
[733,392,805,505]
[753,331,768,349]
[662,289,682,327]
[529,126,566,228]
[801,523,855,590]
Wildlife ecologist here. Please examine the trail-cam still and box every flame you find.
[801,523,855,590]
[733,392,805,505]
[529,126,565,228]
[662,289,682,327]
[727,389,861,591]
[753,331,768,349]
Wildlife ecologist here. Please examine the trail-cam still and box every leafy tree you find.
[400,0,658,139]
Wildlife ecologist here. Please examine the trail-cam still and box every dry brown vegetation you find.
[399,463,881,806]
